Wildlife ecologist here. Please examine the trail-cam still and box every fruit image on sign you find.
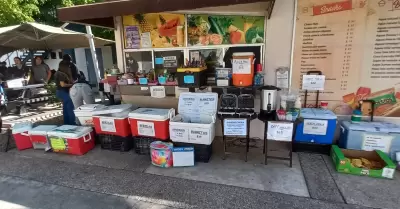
[123,13,185,48]
[188,15,265,46]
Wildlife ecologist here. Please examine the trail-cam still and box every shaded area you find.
[0,175,177,209]
[298,153,345,203]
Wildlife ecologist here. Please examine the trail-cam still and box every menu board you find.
[292,0,400,117]
[123,13,185,48]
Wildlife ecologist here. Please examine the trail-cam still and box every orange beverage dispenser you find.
[232,52,256,87]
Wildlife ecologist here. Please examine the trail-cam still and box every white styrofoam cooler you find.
[170,92,218,145]
[74,104,107,126]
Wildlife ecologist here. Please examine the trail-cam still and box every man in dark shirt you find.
[59,54,79,82]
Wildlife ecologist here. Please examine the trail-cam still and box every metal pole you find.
[85,25,105,102]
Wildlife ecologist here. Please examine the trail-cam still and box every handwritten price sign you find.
[267,122,294,142]
[302,75,325,91]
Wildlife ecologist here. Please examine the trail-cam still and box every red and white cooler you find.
[129,108,175,140]
[29,125,58,150]
[92,104,136,137]
[47,125,95,155]
[74,104,106,126]
[12,122,33,150]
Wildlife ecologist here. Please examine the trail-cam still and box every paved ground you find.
[0,151,372,209]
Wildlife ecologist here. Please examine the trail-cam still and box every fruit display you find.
[188,15,265,46]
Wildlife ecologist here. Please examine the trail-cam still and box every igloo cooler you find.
[92,104,136,137]
[12,122,33,150]
[295,108,337,145]
[129,108,175,140]
[74,104,106,126]
[29,125,58,150]
[339,121,400,160]
[47,125,95,155]
[170,92,218,145]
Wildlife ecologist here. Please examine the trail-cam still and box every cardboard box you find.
[331,145,396,179]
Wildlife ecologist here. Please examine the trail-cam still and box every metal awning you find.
[57,0,275,28]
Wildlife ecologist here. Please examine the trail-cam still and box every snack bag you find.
[343,93,356,109]
[367,88,396,116]
[356,87,371,101]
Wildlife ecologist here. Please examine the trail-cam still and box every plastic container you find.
[295,108,337,145]
[47,125,95,155]
[29,125,58,150]
[99,134,134,152]
[170,92,218,145]
[339,121,400,160]
[232,52,255,87]
[174,141,212,163]
[129,108,175,140]
[150,141,173,168]
[176,68,207,88]
[92,104,136,137]
[12,122,33,150]
[74,104,107,126]
[133,136,157,155]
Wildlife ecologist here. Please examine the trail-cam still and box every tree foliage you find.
[0,0,114,40]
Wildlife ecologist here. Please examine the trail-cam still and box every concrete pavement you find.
[0,151,374,209]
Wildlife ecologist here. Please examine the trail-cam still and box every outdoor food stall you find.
[0,0,395,180]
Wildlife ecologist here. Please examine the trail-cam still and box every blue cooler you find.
[295,108,337,144]
[339,121,400,160]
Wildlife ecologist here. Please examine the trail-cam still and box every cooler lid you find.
[29,125,58,135]
[178,92,218,116]
[47,125,93,138]
[129,108,174,120]
[12,122,33,134]
[232,52,254,57]
[150,141,173,150]
[301,108,337,120]
[92,104,134,115]
[342,121,400,133]
[76,104,107,112]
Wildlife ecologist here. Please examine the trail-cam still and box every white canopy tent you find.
[0,22,114,84]
[0,22,113,56]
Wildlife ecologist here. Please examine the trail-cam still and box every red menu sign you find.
[313,0,353,16]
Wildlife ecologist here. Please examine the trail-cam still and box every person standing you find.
[54,62,75,125]
[60,54,79,82]
[70,71,95,109]
[31,56,51,84]
[12,57,26,78]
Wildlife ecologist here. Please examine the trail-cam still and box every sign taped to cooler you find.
[292,0,400,117]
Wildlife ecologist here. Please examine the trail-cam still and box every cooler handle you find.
[359,100,375,122]
[20,132,30,136]
[168,108,176,120]
[83,133,92,143]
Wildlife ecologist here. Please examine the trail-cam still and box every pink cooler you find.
[12,122,33,150]
[29,125,58,150]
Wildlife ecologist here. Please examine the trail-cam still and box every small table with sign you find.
[259,115,299,167]
[220,113,257,162]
